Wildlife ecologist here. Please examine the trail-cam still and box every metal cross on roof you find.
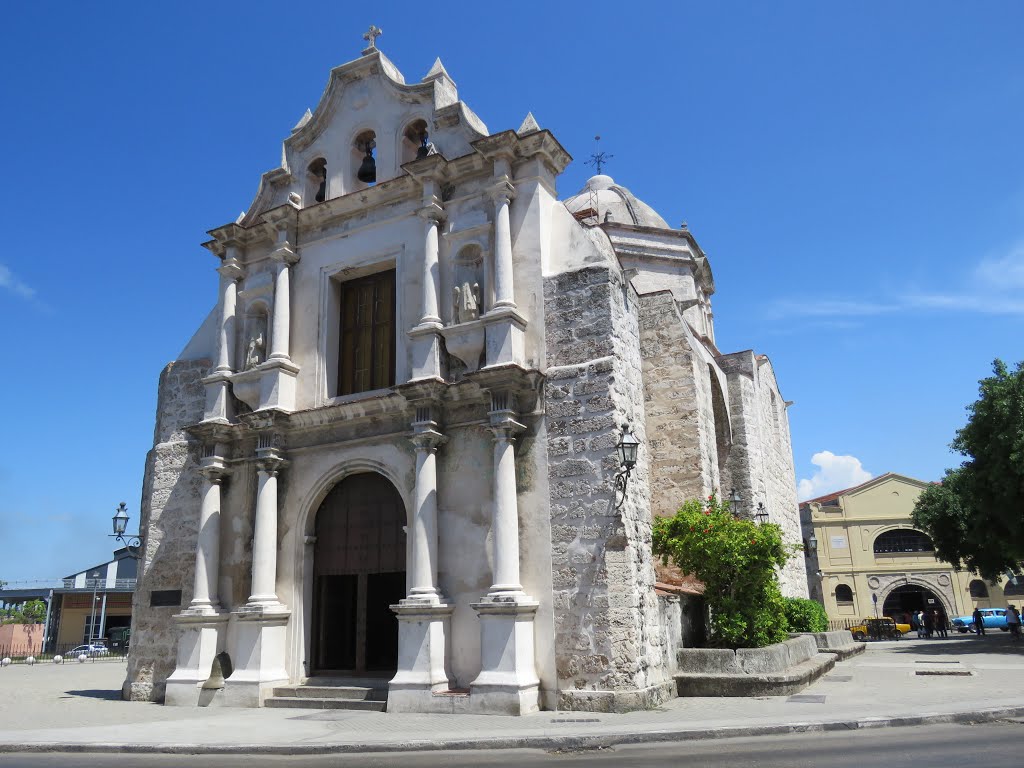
[585,135,613,175]
[362,25,382,51]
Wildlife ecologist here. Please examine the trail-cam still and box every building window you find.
[835,584,853,603]
[969,579,989,599]
[1004,580,1024,597]
[338,270,395,396]
[873,529,934,554]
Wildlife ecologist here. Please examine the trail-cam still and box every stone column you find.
[389,408,454,711]
[418,210,442,327]
[246,448,287,608]
[490,180,517,311]
[214,257,242,374]
[166,456,230,706]
[487,394,525,598]
[268,257,293,362]
[408,422,446,602]
[188,463,227,614]
[470,390,539,715]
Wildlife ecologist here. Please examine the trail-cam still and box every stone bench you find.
[797,630,865,661]
[674,635,836,697]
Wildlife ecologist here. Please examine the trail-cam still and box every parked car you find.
[848,617,909,641]
[951,608,1015,633]
[68,644,109,656]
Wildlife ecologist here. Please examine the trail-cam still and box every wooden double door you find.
[311,473,406,674]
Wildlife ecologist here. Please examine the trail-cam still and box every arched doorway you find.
[882,584,948,625]
[311,472,406,675]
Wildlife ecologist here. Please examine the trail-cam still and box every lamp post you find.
[613,426,640,510]
[729,488,742,516]
[110,502,143,558]
[754,502,769,524]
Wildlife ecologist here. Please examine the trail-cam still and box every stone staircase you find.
[264,677,389,711]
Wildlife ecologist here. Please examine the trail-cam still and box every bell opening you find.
[353,131,377,186]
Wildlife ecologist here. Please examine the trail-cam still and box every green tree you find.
[653,494,795,649]
[912,359,1024,580]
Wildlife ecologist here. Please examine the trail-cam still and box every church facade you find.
[123,39,807,715]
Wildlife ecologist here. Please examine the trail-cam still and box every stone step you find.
[263,696,387,711]
[272,685,387,701]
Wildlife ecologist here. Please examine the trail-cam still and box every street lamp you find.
[613,426,640,510]
[110,502,143,557]
[807,534,818,556]
[729,488,742,516]
[754,502,769,524]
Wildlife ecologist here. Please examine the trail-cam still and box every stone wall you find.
[544,265,671,712]
[637,291,717,516]
[123,359,209,702]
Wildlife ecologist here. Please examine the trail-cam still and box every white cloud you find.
[0,264,35,300]
[768,238,1024,320]
[797,451,872,501]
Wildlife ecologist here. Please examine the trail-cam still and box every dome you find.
[563,174,670,229]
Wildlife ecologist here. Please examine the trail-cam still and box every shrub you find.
[782,596,828,633]
[653,494,794,649]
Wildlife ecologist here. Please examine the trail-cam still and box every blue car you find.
[951,608,1016,633]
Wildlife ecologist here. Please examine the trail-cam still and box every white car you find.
[68,644,109,656]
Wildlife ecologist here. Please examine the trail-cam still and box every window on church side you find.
[338,270,395,396]
[873,528,934,554]
[969,579,989,599]
[835,584,853,603]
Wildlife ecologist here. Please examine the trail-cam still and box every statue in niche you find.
[245,332,265,370]
[453,281,481,324]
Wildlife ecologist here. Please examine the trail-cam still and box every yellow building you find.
[800,473,1022,627]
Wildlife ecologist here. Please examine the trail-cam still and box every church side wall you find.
[544,265,671,712]
[637,291,717,516]
[756,362,807,598]
[123,359,209,702]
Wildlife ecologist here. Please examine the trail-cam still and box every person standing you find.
[911,610,921,638]
[935,608,948,638]
[1006,605,1021,641]
[923,609,935,638]
[973,607,986,636]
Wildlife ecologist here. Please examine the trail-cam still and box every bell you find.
[416,133,430,160]
[357,149,376,184]
[201,651,232,690]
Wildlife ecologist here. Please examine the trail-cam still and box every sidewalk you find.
[2,635,1023,755]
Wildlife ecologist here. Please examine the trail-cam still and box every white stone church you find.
[124,35,807,715]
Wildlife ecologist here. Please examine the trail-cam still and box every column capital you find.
[198,463,229,483]
[411,426,447,453]
[255,444,288,475]
[416,200,446,223]
[270,242,299,266]
[217,259,243,280]
[487,179,516,205]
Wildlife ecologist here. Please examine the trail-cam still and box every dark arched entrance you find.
[882,584,947,625]
[311,473,406,675]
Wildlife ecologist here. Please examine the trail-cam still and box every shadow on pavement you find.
[882,634,1024,656]
[61,689,124,701]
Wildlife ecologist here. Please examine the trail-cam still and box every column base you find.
[482,308,526,368]
[164,611,229,707]
[408,326,443,380]
[469,598,540,715]
[201,374,233,423]
[221,607,291,708]
[388,600,455,713]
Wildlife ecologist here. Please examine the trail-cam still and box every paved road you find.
[1,722,1022,768]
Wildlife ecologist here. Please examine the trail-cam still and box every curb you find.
[1,705,1023,755]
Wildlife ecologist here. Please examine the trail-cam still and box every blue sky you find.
[1,2,1021,581]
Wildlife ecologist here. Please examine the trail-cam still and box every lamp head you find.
[615,426,639,470]
[112,502,129,536]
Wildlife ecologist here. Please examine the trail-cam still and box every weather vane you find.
[585,135,613,175]
[362,25,382,53]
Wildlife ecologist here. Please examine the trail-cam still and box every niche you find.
[243,305,269,370]
[307,158,327,204]
[401,119,430,165]
[452,244,484,324]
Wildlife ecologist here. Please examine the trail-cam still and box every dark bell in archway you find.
[357,149,376,183]
[416,133,431,160]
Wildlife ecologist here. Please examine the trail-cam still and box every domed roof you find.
[563,174,670,229]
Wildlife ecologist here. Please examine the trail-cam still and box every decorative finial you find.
[586,135,613,176]
[362,25,382,54]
